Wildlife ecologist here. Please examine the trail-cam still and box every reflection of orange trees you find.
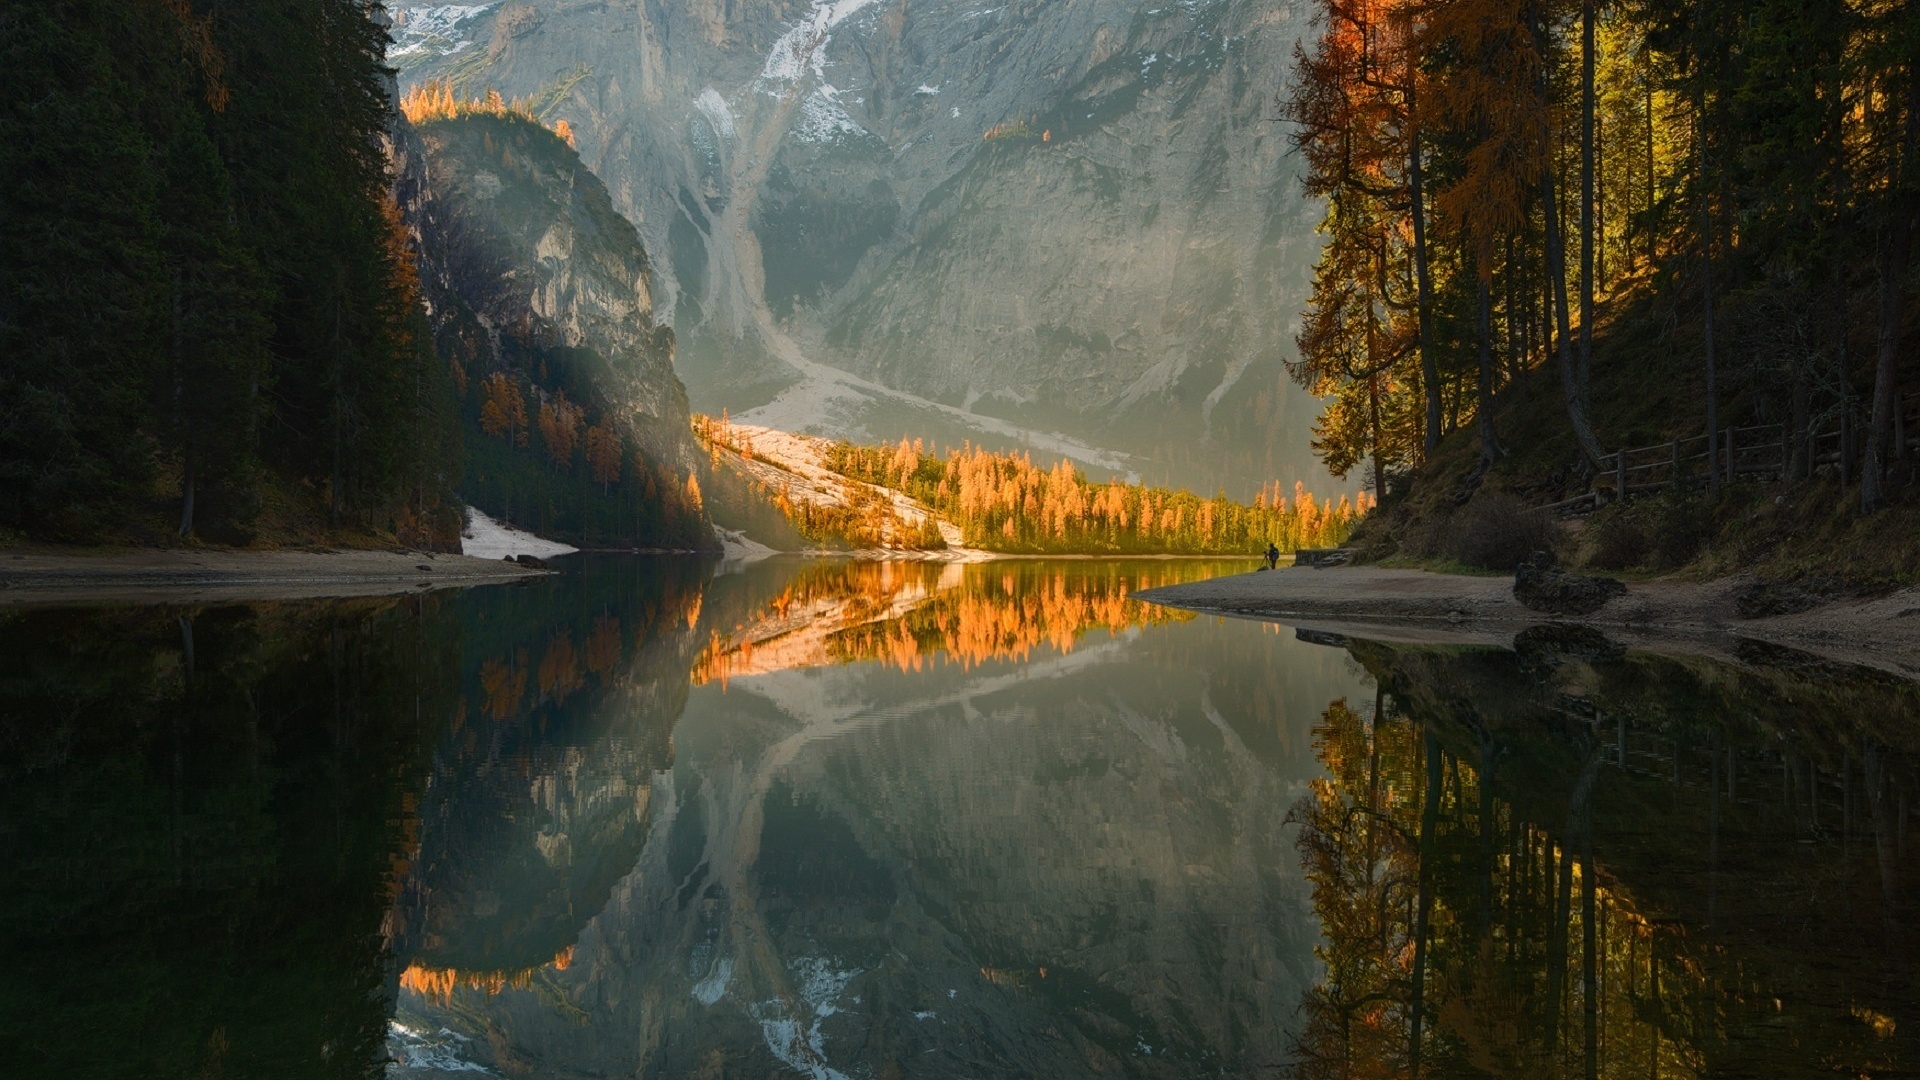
[693,562,1205,683]
[826,438,1372,554]
[478,652,529,720]
[585,615,621,677]
[399,946,575,1006]
[1291,698,1728,1079]
[537,631,583,705]
[1291,699,1423,1079]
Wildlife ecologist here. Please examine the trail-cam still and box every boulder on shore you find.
[1513,551,1626,616]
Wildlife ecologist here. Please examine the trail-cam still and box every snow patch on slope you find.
[756,0,885,92]
[460,507,578,560]
[695,87,736,141]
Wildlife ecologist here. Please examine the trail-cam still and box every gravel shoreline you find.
[1137,566,1920,682]
[0,547,552,606]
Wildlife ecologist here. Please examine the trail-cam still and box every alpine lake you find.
[3,555,1916,1079]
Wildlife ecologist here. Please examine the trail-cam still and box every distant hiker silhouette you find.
[1265,542,1280,570]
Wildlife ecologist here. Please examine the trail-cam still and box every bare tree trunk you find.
[1582,834,1599,1080]
[1867,232,1908,511]
[1409,729,1442,1076]
[1478,274,1505,463]
[1506,232,1522,383]
[1410,91,1443,460]
[1533,7,1604,466]
[1792,367,1812,481]
[1699,125,1722,496]
[1543,169,1605,464]
[172,267,195,539]
[1580,0,1598,392]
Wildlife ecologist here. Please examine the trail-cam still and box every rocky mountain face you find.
[392,108,715,549]
[389,0,1327,494]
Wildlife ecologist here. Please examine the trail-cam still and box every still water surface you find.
[2,557,1915,1078]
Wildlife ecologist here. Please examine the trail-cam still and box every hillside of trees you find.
[1,0,460,546]
[828,439,1366,555]
[1288,0,1920,585]
[706,419,1370,555]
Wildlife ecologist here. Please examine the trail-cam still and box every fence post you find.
[1616,450,1629,499]
[1725,426,1737,480]
[1670,438,1682,490]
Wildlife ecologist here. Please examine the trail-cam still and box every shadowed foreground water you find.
[1,557,1914,1078]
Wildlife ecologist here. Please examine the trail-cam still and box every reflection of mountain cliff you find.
[386,565,1369,1077]
[1288,635,1920,1079]
[386,558,714,988]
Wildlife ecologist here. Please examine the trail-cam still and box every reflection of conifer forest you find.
[692,560,1231,684]
[1292,638,1920,1078]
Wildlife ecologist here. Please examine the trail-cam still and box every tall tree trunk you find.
[1409,729,1442,1076]
[1866,57,1917,512]
[1582,834,1599,1080]
[1646,80,1657,266]
[1410,94,1443,460]
[1506,233,1522,384]
[172,267,194,538]
[1478,273,1505,463]
[1701,132,1722,497]
[1580,0,1598,391]
[1543,169,1605,464]
[1535,7,1604,465]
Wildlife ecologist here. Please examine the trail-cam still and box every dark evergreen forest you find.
[0,0,459,545]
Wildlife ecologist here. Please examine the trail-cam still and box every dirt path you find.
[0,547,550,607]
[1138,566,1920,681]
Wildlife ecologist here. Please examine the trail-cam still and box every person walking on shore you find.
[1265,542,1280,570]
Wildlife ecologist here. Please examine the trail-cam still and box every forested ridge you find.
[699,416,1369,555]
[1288,0,1920,559]
[1,0,459,545]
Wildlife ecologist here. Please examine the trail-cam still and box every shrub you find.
[1444,493,1560,571]
[1587,514,1649,570]
[1653,494,1713,569]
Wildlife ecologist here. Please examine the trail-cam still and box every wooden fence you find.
[1537,399,1920,516]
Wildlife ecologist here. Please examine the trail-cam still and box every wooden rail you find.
[1536,399,1920,516]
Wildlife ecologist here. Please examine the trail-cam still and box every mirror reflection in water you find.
[1,557,1913,1078]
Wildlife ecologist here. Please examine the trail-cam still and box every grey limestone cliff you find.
[393,107,715,548]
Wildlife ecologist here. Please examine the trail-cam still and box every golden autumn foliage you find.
[586,422,621,489]
[479,372,529,446]
[537,392,584,469]
[826,436,1370,555]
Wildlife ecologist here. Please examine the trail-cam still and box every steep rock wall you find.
[394,109,716,549]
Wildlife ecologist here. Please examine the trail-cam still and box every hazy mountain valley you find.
[391,0,1329,493]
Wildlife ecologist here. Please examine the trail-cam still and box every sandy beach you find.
[0,547,552,606]
[1138,565,1920,681]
